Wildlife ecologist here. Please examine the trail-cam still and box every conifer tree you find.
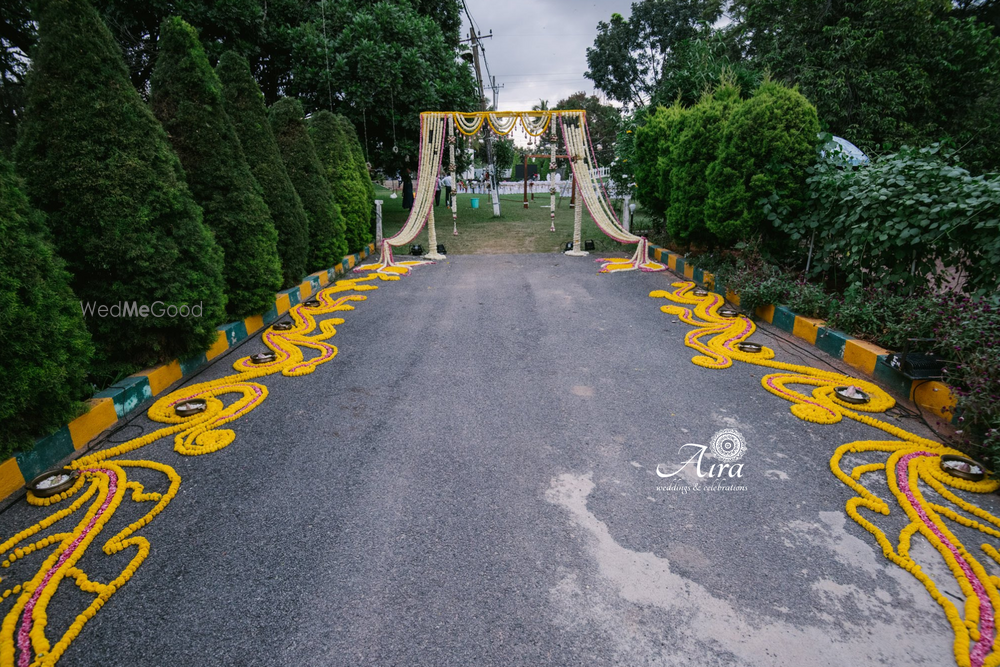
[15,0,227,381]
[270,97,348,270]
[705,80,820,242]
[150,17,281,317]
[335,115,375,243]
[0,155,93,458]
[309,111,370,254]
[217,51,310,287]
[667,80,743,245]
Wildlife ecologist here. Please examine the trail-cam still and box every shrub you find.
[774,143,1000,295]
[667,80,742,245]
[15,0,226,382]
[309,111,372,254]
[217,51,310,288]
[706,80,819,243]
[633,101,687,221]
[824,286,938,351]
[150,17,281,318]
[0,155,93,458]
[270,97,349,271]
[713,239,794,316]
[783,280,834,320]
[933,294,1000,463]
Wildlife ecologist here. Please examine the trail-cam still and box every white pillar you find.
[548,130,556,232]
[424,205,445,260]
[375,199,384,247]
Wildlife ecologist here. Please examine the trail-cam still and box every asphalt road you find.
[1,253,993,666]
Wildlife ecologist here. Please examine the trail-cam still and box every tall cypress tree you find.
[667,81,743,245]
[309,111,370,254]
[270,97,348,271]
[335,115,375,243]
[705,80,820,242]
[0,155,93,458]
[15,0,227,381]
[216,52,310,287]
[150,17,281,318]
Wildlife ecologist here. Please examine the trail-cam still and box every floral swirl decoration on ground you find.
[651,281,1000,667]
[0,272,400,667]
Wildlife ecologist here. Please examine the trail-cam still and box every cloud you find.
[462,0,633,111]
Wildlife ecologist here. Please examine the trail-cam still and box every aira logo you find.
[656,429,747,479]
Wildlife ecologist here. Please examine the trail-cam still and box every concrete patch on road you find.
[785,512,884,577]
[545,472,953,666]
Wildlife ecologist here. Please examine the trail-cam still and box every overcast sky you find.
[461,0,634,111]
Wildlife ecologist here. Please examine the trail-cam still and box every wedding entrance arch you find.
[357,110,666,275]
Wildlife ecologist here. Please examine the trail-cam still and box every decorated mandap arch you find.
[358,110,666,275]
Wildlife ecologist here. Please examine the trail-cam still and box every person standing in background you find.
[434,172,442,207]
[442,172,453,208]
[402,167,414,210]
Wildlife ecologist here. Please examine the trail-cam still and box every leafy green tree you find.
[151,17,281,318]
[705,80,820,243]
[633,101,688,221]
[585,1,723,108]
[667,80,743,245]
[288,0,478,176]
[15,0,226,382]
[652,29,761,108]
[217,51,309,287]
[730,0,1000,172]
[0,154,93,458]
[0,0,33,156]
[270,96,349,270]
[309,110,372,253]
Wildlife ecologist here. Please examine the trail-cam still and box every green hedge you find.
[151,17,282,319]
[270,98,349,271]
[0,155,93,459]
[217,51,310,288]
[15,0,227,384]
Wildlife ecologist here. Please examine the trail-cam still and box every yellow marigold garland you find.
[0,272,402,667]
[651,282,1000,667]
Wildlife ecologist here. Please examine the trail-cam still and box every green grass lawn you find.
[375,186,635,256]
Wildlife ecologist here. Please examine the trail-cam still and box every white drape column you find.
[449,116,458,236]
[565,155,588,257]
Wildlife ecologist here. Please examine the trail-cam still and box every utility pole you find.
[470,27,501,217]
[491,76,504,110]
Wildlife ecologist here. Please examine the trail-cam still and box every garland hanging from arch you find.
[358,109,664,275]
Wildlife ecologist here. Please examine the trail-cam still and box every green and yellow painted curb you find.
[649,243,957,423]
[0,243,376,503]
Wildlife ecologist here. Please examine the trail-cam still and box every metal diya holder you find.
[834,386,870,404]
[174,398,207,417]
[939,454,986,482]
[692,287,709,297]
[717,307,739,318]
[250,351,278,364]
[271,321,293,331]
[737,342,762,353]
[302,299,321,308]
[27,469,80,498]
